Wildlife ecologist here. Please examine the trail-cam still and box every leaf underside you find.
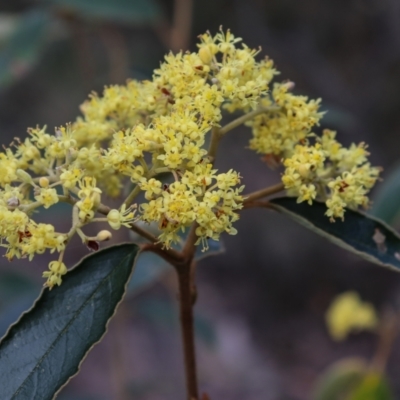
[270,197,400,272]
[0,243,139,400]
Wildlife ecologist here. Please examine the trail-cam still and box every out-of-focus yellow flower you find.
[325,291,378,341]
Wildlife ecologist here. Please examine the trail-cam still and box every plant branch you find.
[207,126,221,162]
[370,310,399,374]
[242,200,272,210]
[219,106,280,136]
[169,0,193,52]
[177,262,199,400]
[243,182,285,204]
[182,222,198,263]
[122,185,141,208]
[98,23,128,84]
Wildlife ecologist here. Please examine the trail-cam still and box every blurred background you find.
[1,0,400,399]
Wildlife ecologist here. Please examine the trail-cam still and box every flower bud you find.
[39,177,49,188]
[49,261,67,275]
[107,209,121,230]
[96,230,112,241]
[199,46,213,64]
[16,169,33,184]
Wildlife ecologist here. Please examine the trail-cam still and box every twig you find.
[169,0,194,52]
[370,310,399,374]
[177,263,199,400]
[182,222,198,262]
[122,185,141,208]
[243,182,285,204]
[98,23,129,84]
[207,126,221,162]
[219,106,279,135]
[242,200,272,210]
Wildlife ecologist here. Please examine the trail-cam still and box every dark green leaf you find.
[51,0,161,25]
[270,197,400,272]
[0,10,51,89]
[371,163,400,225]
[0,243,139,400]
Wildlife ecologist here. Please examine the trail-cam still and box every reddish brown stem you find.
[178,263,198,400]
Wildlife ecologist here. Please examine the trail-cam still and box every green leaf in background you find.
[371,163,400,225]
[349,373,393,400]
[312,358,367,400]
[0,243,139,400]
[0,10,51,90]
[128,234,224,296]
[128,251,170,295]
[137,299,217,348]
[270,197,400,272]
[51,0,161,25]
[312,358,393,400]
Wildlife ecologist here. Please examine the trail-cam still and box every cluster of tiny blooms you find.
[325,291,378,341]
[0,29,379,287]
[282,130,380,220]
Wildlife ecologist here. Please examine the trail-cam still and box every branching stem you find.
[219,106,279,136]
[122,185,142,209]
[243,182,285,204]
[208,126,221,162]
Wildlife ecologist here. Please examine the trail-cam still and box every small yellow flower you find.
[107,205,137,230]
[34,188,59,209]
[43,261,68,289]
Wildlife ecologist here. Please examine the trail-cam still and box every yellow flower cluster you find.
[247,82,324,156]
[140,163,243,248]
[0,28,380,287]
[282,130,380,220]
[325,291,378,341]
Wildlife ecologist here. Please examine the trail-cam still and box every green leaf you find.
[0,243,139,400]
[371,163,400,225]
[349,373,393,400]
[51,0,161,25]
[0,10,51,89]
[269,197,400,272]
[312,358,367,400]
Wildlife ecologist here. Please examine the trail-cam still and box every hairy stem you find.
[182,222,198,262]
[219,106,280,136]
[177,263,198,400]
[170,0,193,52]
[208,126,221,162]
[370,310,399,374]
[122,185,141,208]
[243,182,285,204]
